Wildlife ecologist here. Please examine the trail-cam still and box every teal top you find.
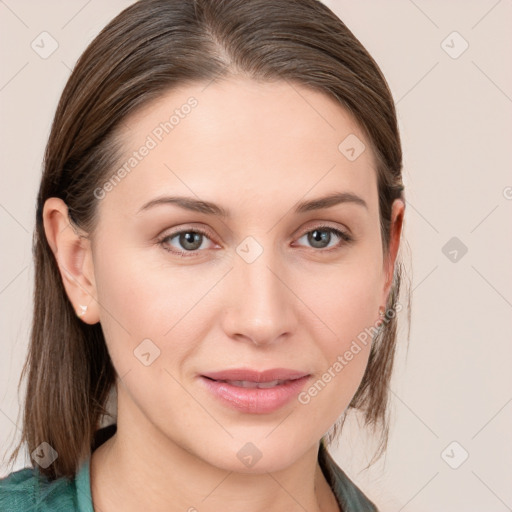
[0,457,93,512]
[0,427,378,511]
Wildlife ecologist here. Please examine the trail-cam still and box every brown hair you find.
[7,0,410,480]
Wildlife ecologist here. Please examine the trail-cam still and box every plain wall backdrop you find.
[1,1,511,511]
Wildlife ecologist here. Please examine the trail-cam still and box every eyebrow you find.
[137,191,368,217]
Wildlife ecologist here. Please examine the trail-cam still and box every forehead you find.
[99,77,379,220]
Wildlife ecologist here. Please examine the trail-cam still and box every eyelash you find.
[157,224,354,258]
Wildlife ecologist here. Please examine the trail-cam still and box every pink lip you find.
[199,368,311,414]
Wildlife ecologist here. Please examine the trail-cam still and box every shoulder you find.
[318,442,379,512]
[0,465,78,512]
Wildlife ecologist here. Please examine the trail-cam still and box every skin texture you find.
[43,77,404,512]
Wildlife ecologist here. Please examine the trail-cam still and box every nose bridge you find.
[241,250,282,304]
[223,236,295,344]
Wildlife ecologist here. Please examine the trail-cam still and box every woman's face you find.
[88,77,402,472]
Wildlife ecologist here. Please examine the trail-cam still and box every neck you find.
[90,401,339,512]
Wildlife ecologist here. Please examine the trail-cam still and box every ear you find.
[42,197,100,324]
[381,198,405,307]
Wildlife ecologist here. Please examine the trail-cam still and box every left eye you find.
[295,226,352,250]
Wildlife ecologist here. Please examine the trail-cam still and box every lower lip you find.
[200,376,310,414]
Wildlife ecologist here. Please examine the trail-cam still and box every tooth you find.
[229,380,259,388]
[257,380,281,388]
[225,379,286,388]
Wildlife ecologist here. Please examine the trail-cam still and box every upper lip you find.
[201,368,310,382]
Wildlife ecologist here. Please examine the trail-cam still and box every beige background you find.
[1,1,511,511]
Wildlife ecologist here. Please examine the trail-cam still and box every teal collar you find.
[75,458,94,512]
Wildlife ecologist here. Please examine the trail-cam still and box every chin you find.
[195,429,318,475]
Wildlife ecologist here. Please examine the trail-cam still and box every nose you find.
[221,248,297,347]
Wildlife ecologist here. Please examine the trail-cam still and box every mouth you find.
[199,368,311,414]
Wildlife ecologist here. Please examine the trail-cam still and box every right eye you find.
[157,228,217,258]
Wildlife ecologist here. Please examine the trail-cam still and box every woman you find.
[1,0,409,510]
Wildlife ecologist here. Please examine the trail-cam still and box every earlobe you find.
[42,197,100,324]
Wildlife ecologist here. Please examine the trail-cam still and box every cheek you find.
[307,254,383,346]
[297,253,383,414]
[92,242,223,371]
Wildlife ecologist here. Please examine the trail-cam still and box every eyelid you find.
[157,222,216,239]
[296,222,352,241]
